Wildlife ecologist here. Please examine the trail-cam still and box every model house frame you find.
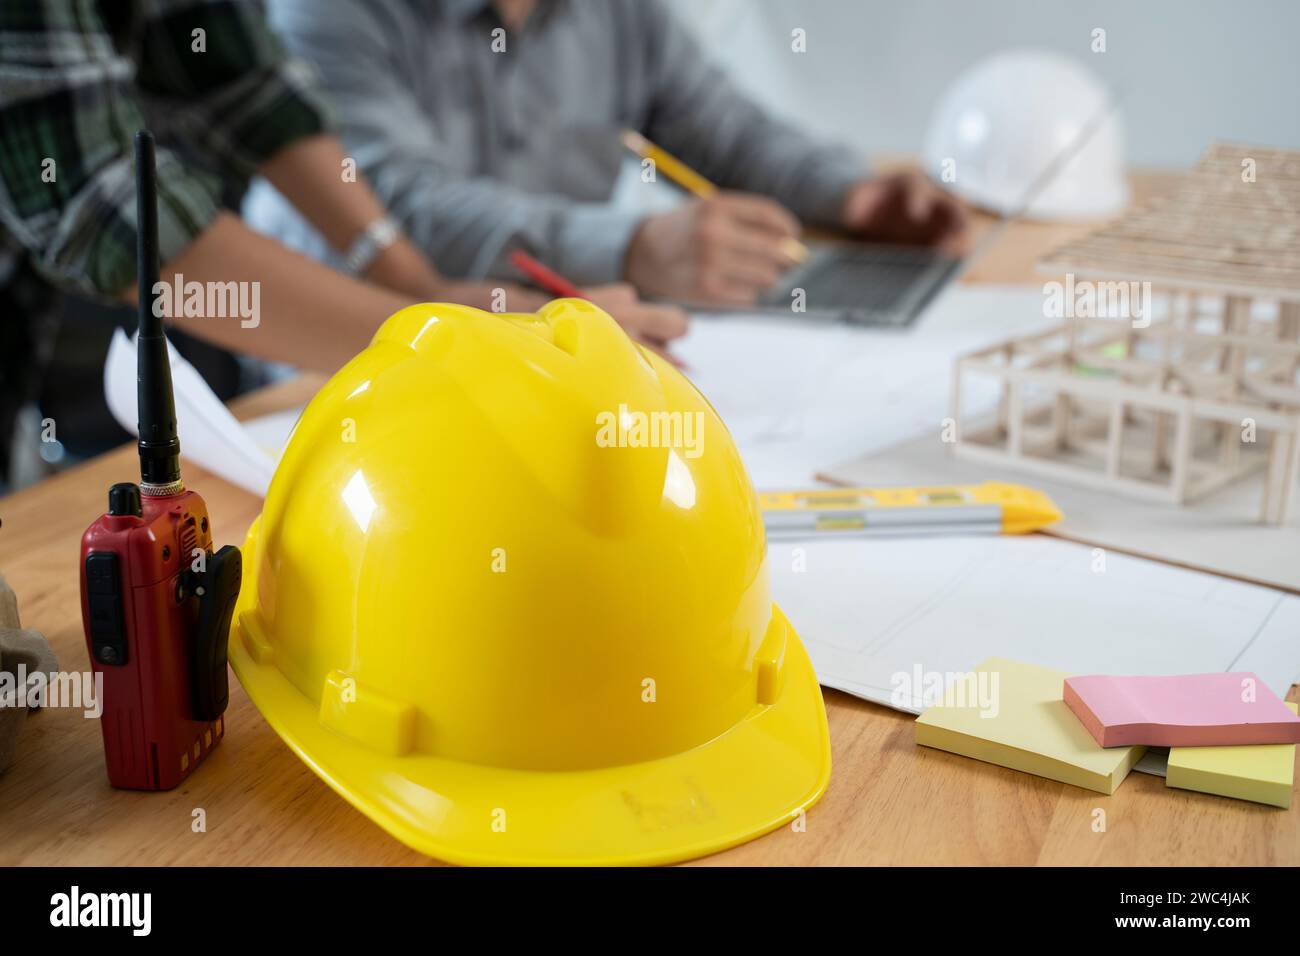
[952,143,1300,524]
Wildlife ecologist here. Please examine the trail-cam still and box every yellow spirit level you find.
[759,481,1062,538]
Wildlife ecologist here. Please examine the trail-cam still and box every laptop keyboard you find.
[763,245,961,326]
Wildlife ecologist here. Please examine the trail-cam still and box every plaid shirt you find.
[0,0,331,299]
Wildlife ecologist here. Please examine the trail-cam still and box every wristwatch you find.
[343,215,401,276]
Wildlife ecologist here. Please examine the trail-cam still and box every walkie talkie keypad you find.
[85,552,128,666]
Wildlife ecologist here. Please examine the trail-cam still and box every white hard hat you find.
[922,50,1129,222]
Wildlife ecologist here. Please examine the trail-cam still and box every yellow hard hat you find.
[229,300,830,865]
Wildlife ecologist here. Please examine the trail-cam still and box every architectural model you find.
[951,143,1300,524]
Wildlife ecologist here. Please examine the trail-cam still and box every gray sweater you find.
[244,0,866,284]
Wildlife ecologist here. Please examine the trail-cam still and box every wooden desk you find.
[2,171,1296,866]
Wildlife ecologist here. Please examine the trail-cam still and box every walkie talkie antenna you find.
[134,130,182,494]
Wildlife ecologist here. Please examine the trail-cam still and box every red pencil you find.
[509,249,585,299]
[508,249,689,370]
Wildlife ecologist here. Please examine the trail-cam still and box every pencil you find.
[509,249,585,299]
[619,129,808,263]
[508,248,689,370]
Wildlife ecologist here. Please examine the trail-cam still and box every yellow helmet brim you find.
[229,522,831,867]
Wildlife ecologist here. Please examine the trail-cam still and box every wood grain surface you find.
[2,170,1295,866]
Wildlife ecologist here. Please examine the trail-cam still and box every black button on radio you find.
[85,551,128,666]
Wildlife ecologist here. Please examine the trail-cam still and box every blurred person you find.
[248,0,969,308]
[0,0,685,387]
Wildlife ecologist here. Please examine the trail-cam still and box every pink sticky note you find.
[1063,672,1300,748]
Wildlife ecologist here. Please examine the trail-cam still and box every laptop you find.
[758,241,962,327]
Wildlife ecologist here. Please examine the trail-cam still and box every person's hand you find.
[842,171,969,253]
[625,193,802,306]
[583,283,689,363]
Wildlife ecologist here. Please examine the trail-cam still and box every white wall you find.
[667,0,1300,167]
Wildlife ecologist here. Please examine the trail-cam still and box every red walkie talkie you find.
[78,130,242,790]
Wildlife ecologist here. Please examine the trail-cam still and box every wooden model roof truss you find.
[951,143,1300,525]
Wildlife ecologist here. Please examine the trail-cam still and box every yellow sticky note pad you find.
[1166,702,1298,808]
[914,657,1145,795]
